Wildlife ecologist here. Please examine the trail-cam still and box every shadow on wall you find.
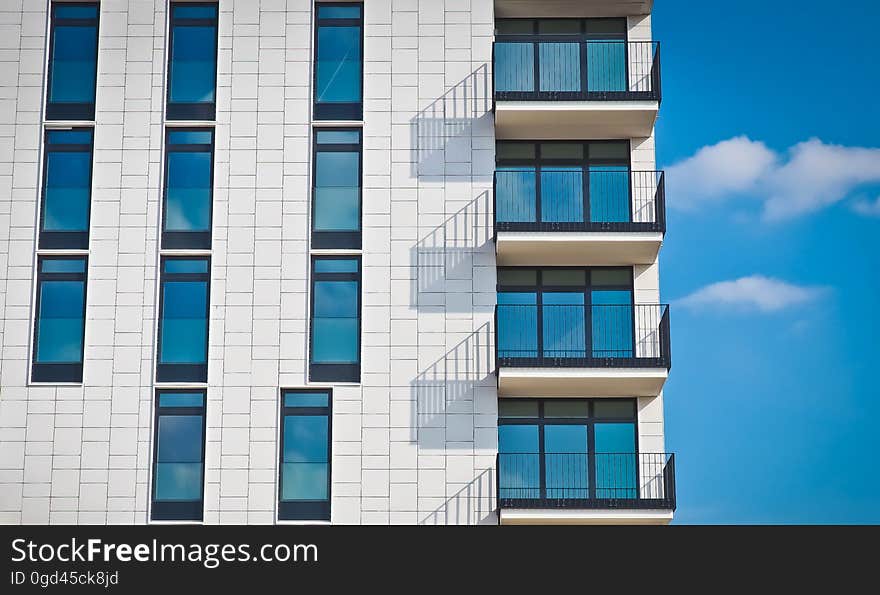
[410,64,493,178]
[410,322,494,447]
[420,468,497,526]
[411,191,493,311]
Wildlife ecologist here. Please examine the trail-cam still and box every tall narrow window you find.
[314,4,363,120]
[163,129,214,249]
[310,257,361,382]
[152,390,206,521]
[167,3,218,120]
[157,257,210,383]
[32,256,88,383]
[279,389,332,521]
[39,129,94,249]
[312,129,361,249]
[46,3,99,120]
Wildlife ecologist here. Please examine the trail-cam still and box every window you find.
[32,256,88,383]
[495,141,631,227]
[39,129,94,249]
[157,257,210,383]
[167,3,218,120]
[498,398,637,502]
[310,257,361,382]
[162,129,214,249]
[314,4,363,120]
[151,390,206,521]
[279,389,332,521]
[46,3,99,120]
[496,267,634,363]
[312,129,362,249]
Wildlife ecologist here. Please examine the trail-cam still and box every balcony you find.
[495,304,671,396]
[494,169,665,266]
[497,452,676,525]
[494,40,661,139]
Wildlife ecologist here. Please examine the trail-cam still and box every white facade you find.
[0,0,669,525]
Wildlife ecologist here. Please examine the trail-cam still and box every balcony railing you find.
[495,303,671,369]
[497,452,676,510]
[494,40,661,102]
[494,169,666,233]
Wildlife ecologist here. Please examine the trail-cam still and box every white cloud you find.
[677,276,827,313]
[852,196,880,217]
[666,137,880,220]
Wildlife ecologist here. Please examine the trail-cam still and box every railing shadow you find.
[419,468,497,526]
[410,64,492,178]
[410,191,492,311]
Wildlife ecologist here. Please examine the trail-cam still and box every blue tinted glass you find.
[44,151,91,232]
[497,292,537,305]
[496,167,536,223]
[284,392,330,408]
[283,416,328,463]
[159,280,208,364]
[541,167,583,223]
[591,290,633,358]
[499,425,538,453]
[314,151,359,232]
[314,258,358,274]
[545,425,587,453]
[312,281,358,363]
[316,26,361,103]
[41,258,86,273]
[55,5,99,19]
[164,259,209,274]
[314,280,357,317]
[36,280,85,363]
[497,301,537,359]
[316,130,360,144]
[318,6,362,18]
[539,42,581,92]
[498,426,539,499]
[494,43,534,92]
[282,463,328,501]
[587,41,626,92]
[590,166,630,223]
[173,5,218,19]
[169,25,217,103]
[168,130,213,145]
[159,392,205,408]
[47,130,92,144]
[165,151,211,232]
[543,293,585,358]
[594,424,637,498]
[544,425,589,499]
[157,415,203,462]
[50,24,98,103]
[155,462,203,501]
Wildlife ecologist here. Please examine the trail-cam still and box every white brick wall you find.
[0,0,667,525]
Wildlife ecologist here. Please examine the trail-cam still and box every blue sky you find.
[654,0,880,523]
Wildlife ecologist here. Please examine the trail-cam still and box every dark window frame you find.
[151,388,207,521]
[45,2,100,121]
[495,18,628,41]
[311,127,363,249]
[162,127,215,249]
[32,255,88,383]
[166,2,219,120]
[39,128,95,250]
[498,398,640,502]
[313,3,364,121]
[156,256,211,383]
[278,388,333,521]
[309,256,362,383]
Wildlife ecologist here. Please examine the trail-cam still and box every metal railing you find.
[494,169,666,233]
[494,303,671,369]
[496,452,676,510]
[494,40,661,102]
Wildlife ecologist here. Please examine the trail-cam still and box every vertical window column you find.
[156,258,211,383]
[312,129,362,249]
[32,257,88,383]
[151,390,207,521]
[39,129,94,250]
[167,3,219,120]
[279,390,332,521]
[309,257,361,382]
[46,3,99,120]
[314,4,363,120]
[162,129,215,249]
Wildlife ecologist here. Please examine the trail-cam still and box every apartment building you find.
[0,0,674,525]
